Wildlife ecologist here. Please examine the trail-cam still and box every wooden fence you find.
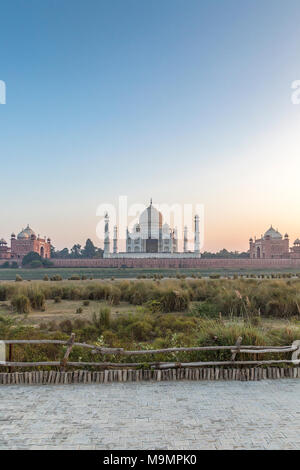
[0,335,300,385]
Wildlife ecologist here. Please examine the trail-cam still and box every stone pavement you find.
[0,379,299,450]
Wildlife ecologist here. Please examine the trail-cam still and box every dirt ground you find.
[0,299,141,327]
[0,296,296,331]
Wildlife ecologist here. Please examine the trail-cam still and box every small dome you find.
[11,233,15,238]
[294,238,300,245]
[23,225,35,237]
[130,223,141,240]
[0,238,7,245]
[17,229,30,239]
[17,225,36,240]
[264,226,282,239]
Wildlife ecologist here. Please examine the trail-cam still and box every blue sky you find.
[1,0,300,251]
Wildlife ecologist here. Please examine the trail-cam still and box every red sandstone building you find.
[249,226,300,259]
[0,238,11,259]
[0,225,51,262]
[290,238,300,259]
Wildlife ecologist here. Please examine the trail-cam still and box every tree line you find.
[201,248,249,259]
[50,239,104,259]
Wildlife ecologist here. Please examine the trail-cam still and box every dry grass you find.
[0,298,141,327]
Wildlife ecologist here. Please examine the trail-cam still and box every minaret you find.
[169,229,173,253]
[194,215,200,253]
[104,213,110,256]
[113,225,118,254]
[184,226,188,253]
[173,228,178,252]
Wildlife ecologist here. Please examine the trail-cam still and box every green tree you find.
[22,251,42,267]
[82,239,96,258]
[58,248,70,258]
[22,251,53,268]
[71,244,82,258]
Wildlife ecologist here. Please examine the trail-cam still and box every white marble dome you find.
[139,202,162,240]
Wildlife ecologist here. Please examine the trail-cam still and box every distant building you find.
[104,200,201,259]
[0,239,10,259]
[290,238,300,259]
[0,225,51,261]
[249,226,290,259]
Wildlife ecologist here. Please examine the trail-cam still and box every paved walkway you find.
[0,379,299,449]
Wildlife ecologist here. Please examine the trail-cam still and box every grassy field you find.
[1,277,300,367]
[1,266,300,280]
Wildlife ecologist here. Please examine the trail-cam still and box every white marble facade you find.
[104,201,201,258]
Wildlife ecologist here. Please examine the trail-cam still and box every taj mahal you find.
[103,200,201,259]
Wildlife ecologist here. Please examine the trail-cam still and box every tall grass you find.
[2,277,300,318]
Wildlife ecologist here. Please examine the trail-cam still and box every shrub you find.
[48,321,58,331]
[158,289,190,313]
[28,291,46,310]
[59,319,73,334]
[29,260,43,269]
[83,300,90,306]
[73,318,88,329]
[54,296,62,303]
[11,295,31,314]
[0,261,10,268]
[15,274,23,282]
[22,252,53,268]
[249,315,262,326]
[22,251,42,267]
[130,320,154,341]
[50,275,63,281]
[190,301,219,318]
[0,285,10,301]
[92,307,111,331]
[76,307,83,314]
[43,275,49,281]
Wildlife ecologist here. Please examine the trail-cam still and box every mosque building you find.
[249,225,300,259]
[103,200,201,259]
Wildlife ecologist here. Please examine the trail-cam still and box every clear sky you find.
[1,0,300,251]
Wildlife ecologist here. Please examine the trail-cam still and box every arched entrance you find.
[256,246,261,259]
[40,246,44,258]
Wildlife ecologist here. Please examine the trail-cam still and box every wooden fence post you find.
[231,336,242,361]
[0,341,5,365]
[8,344,13,373]
[60,333,75,372]
[292,340,300,364]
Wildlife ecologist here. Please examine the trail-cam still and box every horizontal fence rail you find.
[1,335,300,374]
